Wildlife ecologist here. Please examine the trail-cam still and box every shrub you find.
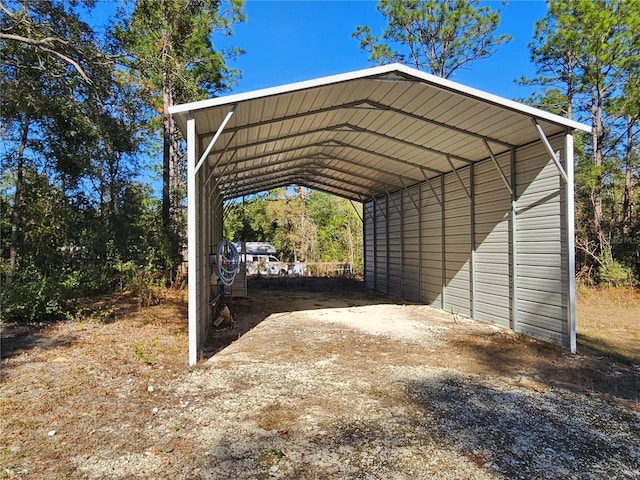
[1,265,76,323]
[596,258,637,288]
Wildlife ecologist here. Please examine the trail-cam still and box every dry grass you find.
[1,281,638,479]
[576,285,640,363]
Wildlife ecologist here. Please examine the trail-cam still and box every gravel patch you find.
[74,301,640,479]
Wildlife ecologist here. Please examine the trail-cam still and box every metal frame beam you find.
[219,159,401,194]
[198,99,368,139]
[532,119,568,183]
[329,140,445,175]
[195,106,235,174]
[364,99,515,149]
[206,121,476,168]
[444,155,471,199]
[220,165,381,199]
[342,123,475,165]
[298,180,368,202]
[483,138,512,195]
[510,147,518,333]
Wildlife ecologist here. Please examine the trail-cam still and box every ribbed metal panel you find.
[363,201,375,289]
[419,180,443,306]
[402,185,421,302]
[375,196,387,293]
[387,192,403,297]
[473,153,512,328]
[444,169,471,317]
[515,138,568,343]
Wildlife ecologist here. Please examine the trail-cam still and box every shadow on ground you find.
[195,374,639,479]
[445,330,640,402]
[0,323,77,361]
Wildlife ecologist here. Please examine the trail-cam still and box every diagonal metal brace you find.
[483,138,512,195]
[532,119,568,184]
[194,105,236,175]
[444,155,470,199]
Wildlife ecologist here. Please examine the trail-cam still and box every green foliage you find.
[353,0,511,78]
[596,258,637,288]
[131,339,158,365]
[114,0,245,271]
[115,0,245,107]
[1,264,77,323]
[223,188,364,272]
[526,0,640,285]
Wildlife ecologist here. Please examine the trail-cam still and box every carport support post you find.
[566,133,577,353]
[510,148,519,333]
[187,113,198,366]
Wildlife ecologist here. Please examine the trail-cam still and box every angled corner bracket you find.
[532,119,568,184]
[194,105,236,175]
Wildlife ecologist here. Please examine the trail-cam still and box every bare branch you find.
[0,32,92,84]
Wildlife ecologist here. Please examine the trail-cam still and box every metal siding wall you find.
[420,180,443,306]
[363,201,375,289]
[375,196,387,293]
[473,154,512,328]
[515,137,568,344]
[402,186,421,302]
[444,168,471,317]
[387,192,403,297]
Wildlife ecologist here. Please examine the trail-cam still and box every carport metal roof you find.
[169,63,590,203]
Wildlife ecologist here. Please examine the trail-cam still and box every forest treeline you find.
[1,0,638,323]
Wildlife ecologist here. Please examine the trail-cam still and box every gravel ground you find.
[76,292,640,479]
[2,285,639,479]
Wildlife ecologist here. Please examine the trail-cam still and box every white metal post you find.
[565,133,577,353]
[187,114,198,366]
[510,148,518,333]
[470,163,476,319]
[440,175,446,310]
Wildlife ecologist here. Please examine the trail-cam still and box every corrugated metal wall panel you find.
[363,201,375,289]
[402,186,421,302]
[361,136,569,348]
[444,170,471,317]
[375,196,388,293]
[473,153,512,328]
[388,192,403,297]
[515,137,568,342]
[420,180,443,306]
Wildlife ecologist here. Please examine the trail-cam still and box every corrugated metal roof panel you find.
[170,63,589,202]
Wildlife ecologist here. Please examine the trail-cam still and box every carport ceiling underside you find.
[170,63,588,202]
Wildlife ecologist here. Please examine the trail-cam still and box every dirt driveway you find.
[2,279,639,479]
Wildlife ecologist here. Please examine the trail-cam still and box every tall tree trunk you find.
[162,68,183,273]
[162,72,172,235]
[7,116,30,286]
[591,93,605,257]
[622,115,635,236]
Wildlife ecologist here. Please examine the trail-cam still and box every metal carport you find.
[169,63,591,366]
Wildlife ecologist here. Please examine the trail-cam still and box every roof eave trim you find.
[391,64,591,134]
[168,63,402,115]
[169,62,591,135]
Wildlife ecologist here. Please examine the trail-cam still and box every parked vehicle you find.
[233,242,290,276]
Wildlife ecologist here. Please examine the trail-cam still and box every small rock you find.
[152,407,159,414]
[48,430,56,437]
[147,385,154,392]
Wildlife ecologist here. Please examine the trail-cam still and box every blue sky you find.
[89,0,549,101]
[213,0,549,101]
